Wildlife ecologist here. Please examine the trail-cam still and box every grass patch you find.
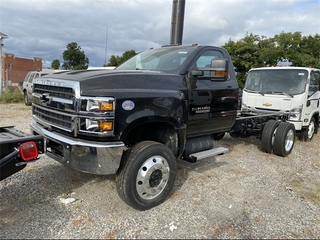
[0,87,24,103]
[303,182,320,204]
[59,187,71,198]
[292,178,320,204]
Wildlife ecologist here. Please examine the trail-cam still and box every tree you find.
[223,33,284,87]
[62,42,89,70]
[105,50,136,67]
[51,59,60,69]
[223,32,320,88]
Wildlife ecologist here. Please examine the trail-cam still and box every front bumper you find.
[30,120,125,175]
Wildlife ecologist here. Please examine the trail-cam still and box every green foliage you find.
[223,32,320,88]
[62,42,89,70]
[0,87,24,103]
[105,50,137,67]
[51,59,60,69]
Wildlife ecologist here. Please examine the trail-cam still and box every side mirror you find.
[306,100,311,107]
[191,59,229,81]
[206,59,229,81]
[210,59,228,71]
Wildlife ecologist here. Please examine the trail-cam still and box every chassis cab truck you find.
[241,67,320,141]
[30,45,295,210]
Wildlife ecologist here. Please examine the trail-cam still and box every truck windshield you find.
[244,69,308,96]
[116,47,196,73]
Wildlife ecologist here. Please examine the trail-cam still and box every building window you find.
[7,63,12,70]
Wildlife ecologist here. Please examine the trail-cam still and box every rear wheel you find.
[24,92,31,106]
[299,117,317,141]
[115,141,176,211]
[261,120,281,153]
[273,122,295,157]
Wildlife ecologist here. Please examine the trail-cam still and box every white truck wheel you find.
[273,122,295,157]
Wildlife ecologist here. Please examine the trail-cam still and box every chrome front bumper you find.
[30,120,125,175]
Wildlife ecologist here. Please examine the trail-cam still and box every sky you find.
[0,0,319,68]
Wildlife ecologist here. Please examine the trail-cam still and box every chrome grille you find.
[33,105,73,130]
[32,78,79,133]
[32,78,115,137]
[33,84,74,100]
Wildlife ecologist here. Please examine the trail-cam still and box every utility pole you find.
[104,27,108,66]
[0,32,9,95]
[169,0,186,45]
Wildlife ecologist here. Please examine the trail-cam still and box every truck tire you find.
[24,92,31,106]
[261,120,281,153]
[299,117,316,141]
[273,122,295,157]
[115,141,177,211]
[212,132,225,140]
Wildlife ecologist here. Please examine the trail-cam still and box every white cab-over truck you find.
[241,67,320,141]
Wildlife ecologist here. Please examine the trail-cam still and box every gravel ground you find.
[0,103,319,239]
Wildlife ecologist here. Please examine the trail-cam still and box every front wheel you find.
[299,117,317,142]
[24,92,31,106]
[273,122,295,157]
[115,141,177,211]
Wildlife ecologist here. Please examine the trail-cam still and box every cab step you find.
[183,146,229,163]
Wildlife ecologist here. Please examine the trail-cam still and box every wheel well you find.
[313,113,319,133]
[314,113,319,124]
[124,122,179,157]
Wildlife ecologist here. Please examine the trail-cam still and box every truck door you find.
[186,49,238,138]
[305,70,320,121]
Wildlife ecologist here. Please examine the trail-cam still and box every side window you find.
[195,50,224,68]
[28,73,36,83]
[34,73,40,79]
[24,72,31,83]
[309,71,320,96]
[193,50,224,77]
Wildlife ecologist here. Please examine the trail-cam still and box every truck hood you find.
[43,70,186,98]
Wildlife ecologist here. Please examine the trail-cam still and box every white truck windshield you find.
[244,69,308,96]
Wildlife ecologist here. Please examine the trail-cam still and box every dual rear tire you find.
[261,120,295,157]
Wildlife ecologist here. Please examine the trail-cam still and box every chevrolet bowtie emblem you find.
[263,103,272,107]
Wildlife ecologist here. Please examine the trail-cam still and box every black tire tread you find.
[115,140,176,211]
[261,120,280,153]
[273,122,295,157]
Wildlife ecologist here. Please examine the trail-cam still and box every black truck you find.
[29,44,295,210]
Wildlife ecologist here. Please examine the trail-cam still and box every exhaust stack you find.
[169,0,186,45]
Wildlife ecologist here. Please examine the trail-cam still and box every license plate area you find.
[46,139,64,157]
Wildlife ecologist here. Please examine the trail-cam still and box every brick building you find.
[1,53,42,86]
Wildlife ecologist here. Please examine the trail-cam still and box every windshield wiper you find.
[244,89,265,96]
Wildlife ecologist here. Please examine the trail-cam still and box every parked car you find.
[22,71,49,106]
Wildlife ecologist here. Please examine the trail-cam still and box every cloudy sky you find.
[1,0,319,68]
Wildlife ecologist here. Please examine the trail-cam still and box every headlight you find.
[241,102,248,111]
[289,105,302,121]
[85,99,114,112]
[79,97,115,136]
[86,119,114,131]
